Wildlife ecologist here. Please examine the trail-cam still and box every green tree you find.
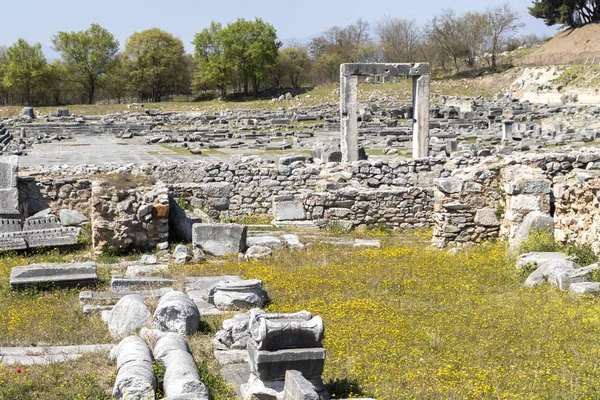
[375,17,423,62]
[123,28,188,102]
[51,23,119,104]
[529,0,600,27]
[2,39,47,105]
[221,18,281,97]
[102,55,129,104]
[274,46,311,88]
[192,22,232,98]
[193,18,280,98]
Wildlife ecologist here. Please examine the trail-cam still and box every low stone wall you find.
[13,150,600,252]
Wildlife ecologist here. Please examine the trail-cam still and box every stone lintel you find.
[341,62,430,77]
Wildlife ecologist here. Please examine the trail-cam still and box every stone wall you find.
[432,159,502,247]
[18,177,92,218]
[13,150,600,252]
[91,182,169,253]
[554,171,600,254]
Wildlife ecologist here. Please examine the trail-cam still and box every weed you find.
[152,360,166,398]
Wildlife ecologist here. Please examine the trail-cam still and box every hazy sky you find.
[1,0,558,56]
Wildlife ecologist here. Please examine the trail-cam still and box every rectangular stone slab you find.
[192,223,247,256]
[10,262,97,289]
[247,342,325,381]
[79,287,174,306]
[111,276,175,292]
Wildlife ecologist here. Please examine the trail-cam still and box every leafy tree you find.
[0,46,8,105]
[486,3,523,69]
[51,23,119,104]
[2,39,47,105]
[529,0,600,28]
[43,60,71,105]
[274,46,311,88]
[221,18,281,97]
[192,22,232,98]
[123,28,188,102]
[102,55,129,104]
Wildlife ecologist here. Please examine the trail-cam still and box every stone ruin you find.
[340,63,430,161]
[0,156,80,252]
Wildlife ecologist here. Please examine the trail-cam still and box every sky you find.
[1,0,558,57]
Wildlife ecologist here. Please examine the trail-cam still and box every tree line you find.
[0,3,552,106]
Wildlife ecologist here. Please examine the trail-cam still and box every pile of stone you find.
[519,252,600,295]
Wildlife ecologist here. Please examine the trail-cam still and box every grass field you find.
[2,231,600,399]
[0,71,510,118]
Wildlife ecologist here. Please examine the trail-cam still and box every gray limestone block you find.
[280,154,306,165]
[509,195,542,212]
[162,350,209,399]
[273,200,306,221]
[283,370,319,400]
[173,244,193,264]
[282,234,304,249]
[569,282,600,296]
[247,342,326,381]
[212,279,268,310]
[192,223,247,256]
[200,182,233,198]
[549,264,598,291]
[154,332,191,360]
[59,209,89,226]
[107,294,151,339]
[245,245,273,260]
[10,262,97,289]
[0,155,18,189]
[246,236,283,249]
[0,188,19,215]
[215,312,251,350]
[434,177,463,194]
[516,252,569,271]
[112,336,154,371]
[152,291,200,335]
[111,276,174,292]
[112,361,156,400]
[474,208,500,227]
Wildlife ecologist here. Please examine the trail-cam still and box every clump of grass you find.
[520,230,598,267]
[97,172,156,193]
[228,214,272,225]
[152,360,166,398]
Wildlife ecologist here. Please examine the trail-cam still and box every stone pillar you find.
[340,71,359,163]
[502,119,514,141]
[412,74,430,158]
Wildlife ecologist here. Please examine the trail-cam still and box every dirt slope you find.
[521,23,600,66]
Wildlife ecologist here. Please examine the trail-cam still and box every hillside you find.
[521,23,600,66]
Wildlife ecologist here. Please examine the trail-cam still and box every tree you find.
[274,46,311,88]
[220,18,281,97]
[309,19,377,82]
[192,22,232,98]
[51,24,119,104]
[2,39,47,105]
[375,17,422,62]
[427,9,472,72]
[529,0,600,28]
[486,3,523,69]
[123,28,188,102]
[103,55,129,104]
